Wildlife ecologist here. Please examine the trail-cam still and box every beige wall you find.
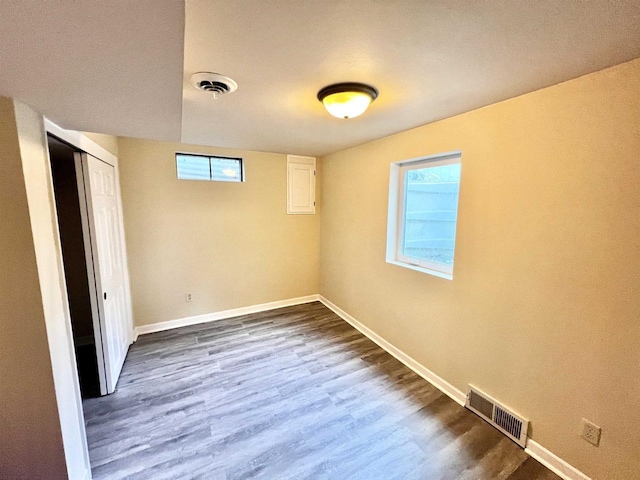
[82,131,119,156]
[118,138,320,327]
[0,98,91,479]
[0,97,66,479]
[319,59,640,479]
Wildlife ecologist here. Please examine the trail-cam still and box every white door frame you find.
[45,120,135,383]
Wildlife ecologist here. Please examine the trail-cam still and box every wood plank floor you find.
[83,302,560,480]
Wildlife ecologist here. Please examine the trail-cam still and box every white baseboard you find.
[135,294,320,337]
[525,440,591,480]
[318,295,590,480]
[131,293,590,480]
[318,295,466,405]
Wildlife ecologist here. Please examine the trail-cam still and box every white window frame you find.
[386,150,462,280]
[175,152,245,182]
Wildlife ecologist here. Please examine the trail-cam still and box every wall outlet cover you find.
[185,293,192,302]
[580,418,601,446]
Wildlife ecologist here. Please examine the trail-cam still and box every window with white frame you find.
[176,153,244,182]
[386,152,461,279]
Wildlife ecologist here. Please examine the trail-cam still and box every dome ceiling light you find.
[317,82,378,119]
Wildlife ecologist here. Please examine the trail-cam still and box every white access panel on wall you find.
[287,155,316,214]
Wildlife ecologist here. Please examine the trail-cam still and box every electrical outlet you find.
[185,293,192,302]
[580,418,601,446]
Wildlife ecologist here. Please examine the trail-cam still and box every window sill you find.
[386,259,453,280]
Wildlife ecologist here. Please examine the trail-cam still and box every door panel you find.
[287,156,316,214]
[74,154,108,396]
[82,153,130,393]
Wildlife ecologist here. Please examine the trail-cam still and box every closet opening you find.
[48,134,105,398]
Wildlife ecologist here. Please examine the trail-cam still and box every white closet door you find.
[287,155,316,214]
[81,153,130,393]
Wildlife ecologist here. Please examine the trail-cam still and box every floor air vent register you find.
[465,385,529,447]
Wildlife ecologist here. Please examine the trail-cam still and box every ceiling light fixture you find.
[317,82,378,119]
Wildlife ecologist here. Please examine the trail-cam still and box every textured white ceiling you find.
[182,0,640,156]
[1,1,639,157]
[0,0,185,141]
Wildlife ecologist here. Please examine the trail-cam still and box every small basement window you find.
[386,151,461,279]
[176,153,243,182]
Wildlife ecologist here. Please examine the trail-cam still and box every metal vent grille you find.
[465,385,529,447]
[190,72,238,99]
[494,406,523,441]
[196,80,230,95]
[469,389,494,420]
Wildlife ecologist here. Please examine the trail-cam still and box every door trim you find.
[45,119,118,167]
[45,120,135,348]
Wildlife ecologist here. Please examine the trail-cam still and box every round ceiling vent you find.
[190,72,238,98]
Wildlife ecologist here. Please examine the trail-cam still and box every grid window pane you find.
[176,154,210,180]
[402,162,461,266]
[176,154,243,182]
[211,157,242,182]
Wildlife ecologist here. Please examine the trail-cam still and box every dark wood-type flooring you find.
[83,302,560,480]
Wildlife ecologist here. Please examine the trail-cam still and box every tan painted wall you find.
[319,59,640,479]
[118,138,321,327]
[82,131,119,156]
[0,98,70,478]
